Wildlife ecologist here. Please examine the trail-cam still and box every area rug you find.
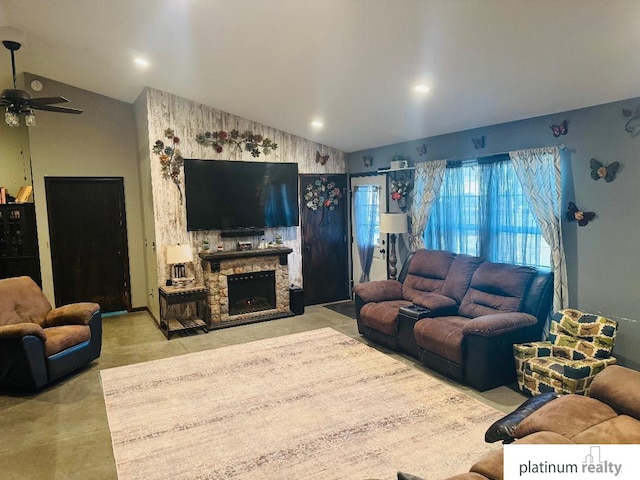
[100,328,502,480]
[323,299,356,319]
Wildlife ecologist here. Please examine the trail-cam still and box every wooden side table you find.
[158,285,209,339]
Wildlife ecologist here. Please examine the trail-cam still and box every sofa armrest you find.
[0,323,46,341]
[462,312,537,337]
[352,280,403,303]
[484,392,560,443]
[45,302,101,327]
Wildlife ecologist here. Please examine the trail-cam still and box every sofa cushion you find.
[441,254,483,304]
[589,365,640,420]
[360,300,412,336]
[0,276,52,327]
[402,250,456,301]
[514,394,618,439]
[571,415,640,444]
[414,316,468,364]
[43,325,91,357]
[458,263,536,319]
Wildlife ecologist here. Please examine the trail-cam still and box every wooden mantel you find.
[199,247,293,268]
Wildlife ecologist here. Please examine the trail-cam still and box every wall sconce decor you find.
[379,213,408,280]
[363,155,373,167]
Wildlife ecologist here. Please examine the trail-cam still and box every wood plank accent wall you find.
[144,88,346,289]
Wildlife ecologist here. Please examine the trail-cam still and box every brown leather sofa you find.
[439,365,640,480]
[0,276,102,390]
[353,249,553,391]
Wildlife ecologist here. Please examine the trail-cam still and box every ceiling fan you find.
[1,40,83,127]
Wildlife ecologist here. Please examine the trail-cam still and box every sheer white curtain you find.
[353,185,380,283]
[408,160,446,250]
[510,146,568,311]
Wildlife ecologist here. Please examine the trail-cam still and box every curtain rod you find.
[445,144,566,164]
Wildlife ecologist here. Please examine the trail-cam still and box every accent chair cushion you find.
[548,309,617,359]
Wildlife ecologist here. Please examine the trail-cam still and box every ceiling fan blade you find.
[29,96,71,106]
[31,104,83,114]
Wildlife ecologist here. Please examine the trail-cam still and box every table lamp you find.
[166,244,194,286]
[379,213,408,280]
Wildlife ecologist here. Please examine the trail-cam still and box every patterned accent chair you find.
[514,308,617,396]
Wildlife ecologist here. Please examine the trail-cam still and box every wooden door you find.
[45,177,131,312]
[301,174,349,305]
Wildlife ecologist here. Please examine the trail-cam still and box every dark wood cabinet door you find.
[45,177,131,312]
[300,174,349,305]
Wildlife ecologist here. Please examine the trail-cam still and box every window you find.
[423,155,550,269]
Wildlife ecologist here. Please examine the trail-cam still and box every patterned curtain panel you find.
[408,160,446,250]
[510,146,568,311]
[353,185,380,283]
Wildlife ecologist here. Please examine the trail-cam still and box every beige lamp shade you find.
[379,213,408,234]
[166,244,193,264]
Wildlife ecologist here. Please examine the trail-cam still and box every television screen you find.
[183,159,299,231]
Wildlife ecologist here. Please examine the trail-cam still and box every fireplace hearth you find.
[228,271,276,316]
[199,247,295,328]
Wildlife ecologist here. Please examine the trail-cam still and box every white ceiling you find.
[1,0,640,152]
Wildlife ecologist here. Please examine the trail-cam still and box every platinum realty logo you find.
[504,444,639,479]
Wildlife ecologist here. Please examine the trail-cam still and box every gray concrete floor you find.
[0,304,525,479]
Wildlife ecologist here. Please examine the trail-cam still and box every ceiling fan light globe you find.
[25,111,36,127]
[5,108,19,127]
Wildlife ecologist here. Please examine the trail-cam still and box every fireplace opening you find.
[227,270,276,316]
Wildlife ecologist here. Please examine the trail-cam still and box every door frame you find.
[349,172,389,290]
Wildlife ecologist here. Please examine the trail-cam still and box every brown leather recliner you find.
[0,276,102,390]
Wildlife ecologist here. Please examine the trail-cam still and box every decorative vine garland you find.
[195,129,277,157]
[153,128,184,202]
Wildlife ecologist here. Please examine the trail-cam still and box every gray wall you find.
[22,73,147,309]
[347,96,640,369]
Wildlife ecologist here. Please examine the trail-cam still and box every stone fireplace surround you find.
[199,247,294,328]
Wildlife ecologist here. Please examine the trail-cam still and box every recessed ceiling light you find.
[311,120,324,128]
[134,58,150,67]
[414,84,430,93]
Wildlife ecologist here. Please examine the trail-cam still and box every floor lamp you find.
[379,213,408,280]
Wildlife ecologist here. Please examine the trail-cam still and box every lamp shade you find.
[166,244,193,264]
[379,213,408,234]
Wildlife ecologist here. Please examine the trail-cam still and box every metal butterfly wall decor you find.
[550,120,568,137]
[316,151,330,165]
[362,155,374,167]
[622,104,640,137]
[471,136,485,150]
[590,159,620,182]
[416,143,428,156]
[566,202,595,226]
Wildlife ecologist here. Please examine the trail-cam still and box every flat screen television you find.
[183,159,299,231]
